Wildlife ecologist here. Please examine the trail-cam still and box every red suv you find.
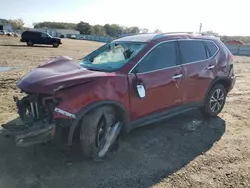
[2,33,236,160]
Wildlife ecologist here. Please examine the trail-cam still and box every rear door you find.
[178,39,219,104]
[128,41,183,121]
[33,32,41,44]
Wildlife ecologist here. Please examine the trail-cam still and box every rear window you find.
[22,31,39,37]
[178,40,207,64]
[219,41,231,54]
[217,40,234,59]
[204,41,218,57]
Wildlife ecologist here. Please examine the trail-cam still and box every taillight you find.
[228,52,234,61]
[228,52,234,65]
[228,52,235,76]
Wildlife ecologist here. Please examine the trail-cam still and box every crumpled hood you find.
[17,56,108,94]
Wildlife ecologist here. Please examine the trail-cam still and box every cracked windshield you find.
[79,42,146,71]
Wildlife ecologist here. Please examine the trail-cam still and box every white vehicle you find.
[0,30,7,35]
[6,32,14,36]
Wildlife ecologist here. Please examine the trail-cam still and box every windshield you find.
[79,41,146,71]
[43,33,52,38]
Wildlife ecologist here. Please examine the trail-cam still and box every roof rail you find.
[164,32,195,34]
[152,32,199,40]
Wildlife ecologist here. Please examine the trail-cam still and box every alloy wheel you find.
[96,116,107,148]
[210,88,225,113]
[95,115,121,158]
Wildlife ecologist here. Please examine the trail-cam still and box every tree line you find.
[0,18,163,36]
[33,21,152,37]
[1,18,250,43]
[0,18,25,30]
[30,22,250,43]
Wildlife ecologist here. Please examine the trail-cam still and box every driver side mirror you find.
[136,84,146,99]
[132,65,146,99]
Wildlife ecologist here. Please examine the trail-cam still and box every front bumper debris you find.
[1,117,54,147]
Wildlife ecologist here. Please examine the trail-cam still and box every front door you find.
[128,41,183,121]
[41,33,51,44]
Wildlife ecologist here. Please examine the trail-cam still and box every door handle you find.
[172,74,183,79]
[206,65,215,70]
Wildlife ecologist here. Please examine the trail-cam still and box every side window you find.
[204,41,218,57]
[179,40,207,64]
[137,41,177,73]
[41,33,48,38]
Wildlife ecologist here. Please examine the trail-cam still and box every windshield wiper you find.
[82,66,103,71]
[81,65,114,72]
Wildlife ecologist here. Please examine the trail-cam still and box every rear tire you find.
[80,106,118,160]
[27,40,33,46]
[52,42,59,48]
[200,84,227,117]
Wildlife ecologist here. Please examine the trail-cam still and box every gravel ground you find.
[0,36,249,188]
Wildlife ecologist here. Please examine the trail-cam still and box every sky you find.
[0,0,249,36]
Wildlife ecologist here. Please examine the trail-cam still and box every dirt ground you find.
[0,36,249,188]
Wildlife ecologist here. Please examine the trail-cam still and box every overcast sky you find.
[0,0,249,36]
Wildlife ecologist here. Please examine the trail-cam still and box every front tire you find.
[27,40,33,46]
[52,42,59,48]
[200,84,227,117]
[80,106,120,160]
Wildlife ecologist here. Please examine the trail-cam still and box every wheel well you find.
[68,102,130,145]
[88,104,130,134]
[204,78,231,101]
[213,79,231,93]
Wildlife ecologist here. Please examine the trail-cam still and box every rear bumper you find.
[1,117,54,147]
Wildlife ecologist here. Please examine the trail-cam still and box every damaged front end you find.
[1,56,109,147]
[2,94,57,147]
[1,56,97,147]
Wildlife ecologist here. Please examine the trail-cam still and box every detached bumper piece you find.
[1,117,54,147]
